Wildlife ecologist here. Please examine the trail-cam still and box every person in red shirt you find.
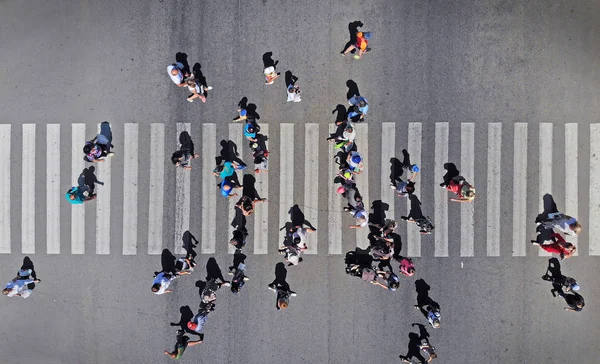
[531,233,576,260]
[342,31,372,59]
[441,176,476,202]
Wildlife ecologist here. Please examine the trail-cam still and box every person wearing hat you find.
[167,62,190,87]
[342,31,372,59]
[347,151,364,174]
[391,165,419,197]
[164,329,202,360]
[268,282,297,310]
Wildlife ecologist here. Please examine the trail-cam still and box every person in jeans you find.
[167,62,190,87]
[164,329,202,359]
[347,95,369,121]
[2,269,40,298]
[537,212,582,236]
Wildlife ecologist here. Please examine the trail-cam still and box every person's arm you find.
[450,198,471,202]
[371,280,387,289]
[187,339,203,346]
[227,193,238,198]
[348,224,361,229]
[408,172,418,182]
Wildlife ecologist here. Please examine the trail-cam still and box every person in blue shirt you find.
[244,123,258,142]
[3,269,40,298]
[65,186,96,204]
[219,177,241,198]
[151,272,178,295]
[348,95,369,122]
[213,161,246,179]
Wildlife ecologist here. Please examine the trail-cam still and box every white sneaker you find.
[107,152,115,157]
[206,86,213,91]
[187,99,193,103]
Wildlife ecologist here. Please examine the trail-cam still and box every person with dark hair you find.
[171,150,199,170]
[213,161,245,179]
[286,74,302,103]
[372,270,400,291]
[164,330,202,360]
[174,255,195,275]
[151,272,179,295]
[83,133,114,163]
[268,282,297,310]
[228,262,249,294]
[531,232,576,260]
[251,143,269,173]
[235,195,267,217]
[244,123,258,142]
[562,291,585,312]
[396,256,416,277]
[342,28,372,60]
[65,185,96,204]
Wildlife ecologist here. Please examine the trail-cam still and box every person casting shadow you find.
[341,21,364,54]
[169,305,197,334]
[268,262,297,310]
[399,332,426,363]
[78,166,104,195]
[439,163,460,187]
[332,104,348,125]
[414,279,441,328]
[288,204,317,231]
[216,140,244,166]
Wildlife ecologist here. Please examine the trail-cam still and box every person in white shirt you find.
[349,208,369,229]
[539,212,582,236]
[167,62,189,87]
[151,272,178,295]
[186,78,213,103]
[286,73,302,102]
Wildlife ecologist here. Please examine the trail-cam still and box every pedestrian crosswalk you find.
[0,122,597,257]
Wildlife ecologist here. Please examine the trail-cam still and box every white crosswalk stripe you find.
[460,123,475,257]
[71,124,86,254]
[0,121,596,257]
[407,123,422,257]
[0,125,11,254]
[22,124,36,254]
[47,124,61,254]
[487,123,502,257]
[512,123,528,257]
[434,123,449,257]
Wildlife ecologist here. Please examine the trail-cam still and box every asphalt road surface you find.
[1,1,599,363]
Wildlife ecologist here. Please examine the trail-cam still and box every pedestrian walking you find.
[347,151,364,174]
[219,177,242,199]
[65,185,96,204]
[228,262,249,294]
[229,228,248,251]
[164,330,202,360]
[263,51,280,84]
[171,150,199,170]
[174,256,195,275]
[285,72,302,102]
[391,165,419,197]
[328,123,356,152]
[235,195,267,216]
[347,95,369,121]
[414,298,441,329]
[251,143,269,173]
[396,256,416,277]
[213,161,245,179]
[151,271,179,295]
[167,62,190,87]
[268,282,297,310]
[561,291,585,312]
[348,208,369,229]
[244,123,258,143]
[83,133,114,163]
[372,270,400,291]
[2,269,40,298]
[531,232,576,260]
[185,77,213,103]
[440,175,476,202]
[536,212,582,236]
[342,30,372,59]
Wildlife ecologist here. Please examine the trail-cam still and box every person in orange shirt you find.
[342,31,372,59]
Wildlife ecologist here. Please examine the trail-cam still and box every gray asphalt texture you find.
[1,1,599,363]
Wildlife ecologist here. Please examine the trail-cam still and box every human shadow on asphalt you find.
[253,132,269,154]
[241,174,261,201]
[400,332,426,363]
[404,194,424,221]
[175,52,191,75]
[368,200,389,232]
[415,279,440,318]
[230,251,247,271]
[543,257,566,296]
[288,204,317,231]
[246,103,260,121]
[328,121,347,140]
[158,249,177,275]
[215,140,244,166]
[206,257,226,283]
[21,256,38,290]
[169,305,198,335]
[344,248,373,268]
[181,231,198,260]
[332,104,347,124]
[284,71,298,89]
[192,63,210,98]
[262,51,279,68]
[341,20,364,54]
[346,80,360,100]
[390,149,413,184]
[78,166,103,195]
[535,193,559,222]
[440,162,460,187]
[269,262,290,291]
[179,131,196,155]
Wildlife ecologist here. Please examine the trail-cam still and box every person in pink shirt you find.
[396,256,415,277]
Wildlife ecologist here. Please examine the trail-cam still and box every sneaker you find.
[290,292,298,297]
[205,86,213,91]
[268,284,276,291]
[107,152,115,157]
[187,98,194,103]
[390,184,396,189]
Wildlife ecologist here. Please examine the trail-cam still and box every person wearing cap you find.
[342,31,372,59]
[442,175,475,202]
[347,151,364,174]
[164,329,202,360]
[347,95,369,122]
[391,165,419,197]
[151,272,178,295]
[268,282,297,310]
[264,66,280,85]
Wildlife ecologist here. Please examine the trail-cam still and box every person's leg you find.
[343,44,356,55]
